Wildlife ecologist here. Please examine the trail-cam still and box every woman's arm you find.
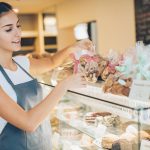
[0,74,86,132]
[29,39,94,75]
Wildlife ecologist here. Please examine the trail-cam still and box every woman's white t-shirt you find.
[0,56,32,134]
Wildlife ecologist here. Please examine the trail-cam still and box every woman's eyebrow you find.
[1,24,13,28]
[1,19,20,28]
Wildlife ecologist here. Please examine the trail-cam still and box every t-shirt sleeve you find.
[13,56,30,72]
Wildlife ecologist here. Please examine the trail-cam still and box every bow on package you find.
[116,42,150,80]
[70,50,100,83]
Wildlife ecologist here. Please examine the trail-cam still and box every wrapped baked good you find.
[70,50,101,83]
[116,41,150,80]
[79,55,101,83]
[103,74,132,96]
[101,64,117,81]
[97,57,108,76]
[101,50,123,81]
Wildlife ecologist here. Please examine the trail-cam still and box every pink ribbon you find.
[107,54,124,73]
[70,53,100,73]
[70,53,80,73]
[107,62,118,73]
[80,54,100,62]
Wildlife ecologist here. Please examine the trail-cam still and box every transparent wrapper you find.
[51,61,74,86]
[101,50,123,81]
[116,42,150,80]
[70,50,101,83]
[103,74,133,96]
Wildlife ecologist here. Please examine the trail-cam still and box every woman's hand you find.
[62,73,88,90]
[69,39,95,53]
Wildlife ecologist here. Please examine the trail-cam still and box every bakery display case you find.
[47,83,150,150]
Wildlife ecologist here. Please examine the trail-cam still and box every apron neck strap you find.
[13,59,35,80]
[0,65,16,89]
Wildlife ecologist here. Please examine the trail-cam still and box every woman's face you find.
[0,11,21,52]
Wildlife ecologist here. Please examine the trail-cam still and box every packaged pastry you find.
[103,75,132,96]
[97,57,108,76]
[101,65,116,81]
[101,50,123,81]
[70,50,101,83]
[116,42,150,80]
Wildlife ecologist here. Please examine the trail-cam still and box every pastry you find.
[98,58,108,76]
[96,114,121,127]
[76,55,101,83]
[51,117,59,126]
[84,112,112,125]
[138,131,150,140]
[112,139,132,150]
[103,75,131,96]
[102,134,119,149]
[126,125,138,135]
[121,121,137,131]
[120,132,137,143]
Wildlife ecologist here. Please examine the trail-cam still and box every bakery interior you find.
[2,0,150,150]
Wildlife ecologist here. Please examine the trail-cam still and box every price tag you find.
[129,80,150,101]
[140,140,150,150]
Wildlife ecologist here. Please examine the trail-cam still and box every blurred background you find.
[2,0,149,57]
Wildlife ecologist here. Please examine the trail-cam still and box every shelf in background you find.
[21,31,38,38]
[44,44,57,49]
[44,32,57,37]
[21,46,35,51]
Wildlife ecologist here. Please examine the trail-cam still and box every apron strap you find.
[13,59,35,80]
[0,65,16,90]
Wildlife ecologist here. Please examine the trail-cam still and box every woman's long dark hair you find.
[0,2,13,16]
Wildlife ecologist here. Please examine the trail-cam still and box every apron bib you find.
[0,60,52,150]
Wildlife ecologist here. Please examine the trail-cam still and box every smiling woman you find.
[0,8,21,55]
[0,2,93,150]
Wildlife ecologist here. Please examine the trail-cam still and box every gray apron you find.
[0,60,52,150]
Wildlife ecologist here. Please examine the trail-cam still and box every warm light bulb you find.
[13,8,19,13]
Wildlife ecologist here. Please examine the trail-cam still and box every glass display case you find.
[41,82,150,150]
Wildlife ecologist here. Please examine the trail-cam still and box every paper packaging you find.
[129,80,150,101]
[141,140,150,150]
